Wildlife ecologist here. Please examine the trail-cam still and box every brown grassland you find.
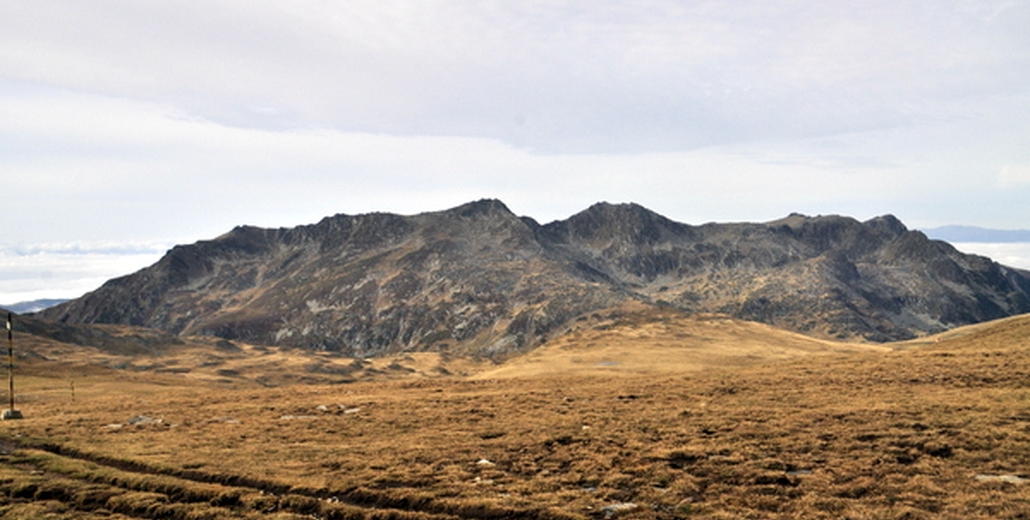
[2,307,1030,519]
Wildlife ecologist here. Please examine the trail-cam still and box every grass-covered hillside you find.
[1,310,1029,518]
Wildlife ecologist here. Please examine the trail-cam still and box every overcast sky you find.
[2,1,1030,303]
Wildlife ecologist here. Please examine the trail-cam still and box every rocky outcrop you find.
[37,200,1030,356]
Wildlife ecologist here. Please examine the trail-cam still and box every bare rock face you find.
[37,200,1030,357]
[537,207,1030,342]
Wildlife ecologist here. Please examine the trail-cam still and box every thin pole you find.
[7,312,14,412]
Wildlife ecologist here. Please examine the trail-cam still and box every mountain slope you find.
[39,200,627,358]
[37,200,1030,357]
[536,206,1030,341]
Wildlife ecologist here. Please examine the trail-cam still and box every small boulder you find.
[600,503,638,518]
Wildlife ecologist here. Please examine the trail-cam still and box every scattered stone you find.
[205,417,240,424]
[315,405,330,412]
[476,459,496,467]
[126,415,161,426]
[975,474,1029,484]
[279,414,317,420]
[104,423,123,429]
[601,502,638,518]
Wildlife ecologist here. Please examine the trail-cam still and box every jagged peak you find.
[314,212,354,226]
[213,224,267,241]
[580,201,653,215]
[566,201,671,225]
[768,212,909,236]
[863,214,908,236]
[443,198,515,219]
[543,201,693,245]
[766,212,859,229]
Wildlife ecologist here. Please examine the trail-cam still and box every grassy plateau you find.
[1,307,1029,519]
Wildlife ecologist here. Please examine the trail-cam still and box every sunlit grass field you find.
[2,310,1029,518]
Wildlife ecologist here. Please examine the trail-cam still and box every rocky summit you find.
[37,200,1030,358]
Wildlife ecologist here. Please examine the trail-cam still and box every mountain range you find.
[35,200,1030,358]
[1,298,70,314]
[921,225,1030,243]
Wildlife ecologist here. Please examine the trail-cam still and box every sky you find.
[2,1,1030,304]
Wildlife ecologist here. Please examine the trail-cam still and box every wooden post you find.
[3,313,23,420]
[8,313,14,409]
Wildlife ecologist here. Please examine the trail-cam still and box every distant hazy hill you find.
[2,299,70,314]
[36,200,1030,358]
[923,225,1030,243]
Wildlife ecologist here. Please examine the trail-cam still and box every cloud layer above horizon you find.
[2,1,1030,299]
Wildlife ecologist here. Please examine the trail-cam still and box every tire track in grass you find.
[1,435,583,520]
[1,441,460,519]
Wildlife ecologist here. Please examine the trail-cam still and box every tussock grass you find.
[2,312,1030,518]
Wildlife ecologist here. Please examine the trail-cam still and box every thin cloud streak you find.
[3,2,1027,150]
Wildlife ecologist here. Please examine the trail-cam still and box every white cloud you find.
[999,164,1030,186]
[951,242,1030,270]
[0,244,168,304]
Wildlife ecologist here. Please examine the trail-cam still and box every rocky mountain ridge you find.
[37,200,1030,358]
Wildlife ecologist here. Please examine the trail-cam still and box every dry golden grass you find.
[477,305,888,379]
[2,310,1030,518]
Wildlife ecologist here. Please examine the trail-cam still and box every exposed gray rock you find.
[975,474,1029,484]
[600,502,638,518]
[126,415,161,426]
